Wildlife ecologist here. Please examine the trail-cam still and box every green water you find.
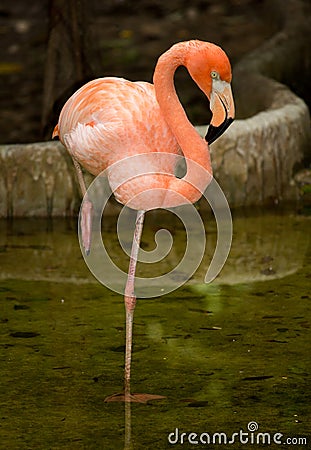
[0,208,310,449]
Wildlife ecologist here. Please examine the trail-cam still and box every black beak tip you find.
[205,118,234,145]
[205,124,218,145]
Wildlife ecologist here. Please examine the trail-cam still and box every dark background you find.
[0,0,286,144]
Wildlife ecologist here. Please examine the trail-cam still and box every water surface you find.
[0,208,310,449]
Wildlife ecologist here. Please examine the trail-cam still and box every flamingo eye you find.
[211,71,219,80]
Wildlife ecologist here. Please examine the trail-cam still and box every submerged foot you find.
[104,392,166,403]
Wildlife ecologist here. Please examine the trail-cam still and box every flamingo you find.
[53,40,234,402]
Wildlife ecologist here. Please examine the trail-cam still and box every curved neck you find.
[153,45,212,185]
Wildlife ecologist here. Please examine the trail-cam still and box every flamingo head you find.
[186,41,235,144]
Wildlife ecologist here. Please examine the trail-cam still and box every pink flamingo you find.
[53,40,234,402]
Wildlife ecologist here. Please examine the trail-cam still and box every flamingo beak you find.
[205,81,235,145]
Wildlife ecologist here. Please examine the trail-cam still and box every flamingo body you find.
[54,41,234,209]
[54,77,183,208]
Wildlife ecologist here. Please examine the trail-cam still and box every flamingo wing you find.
[56,78,180,177]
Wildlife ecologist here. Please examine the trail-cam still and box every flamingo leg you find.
[71,157,93,255]
[72,157,88,197]
[105,210,166,403]
[124,210,145,398]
